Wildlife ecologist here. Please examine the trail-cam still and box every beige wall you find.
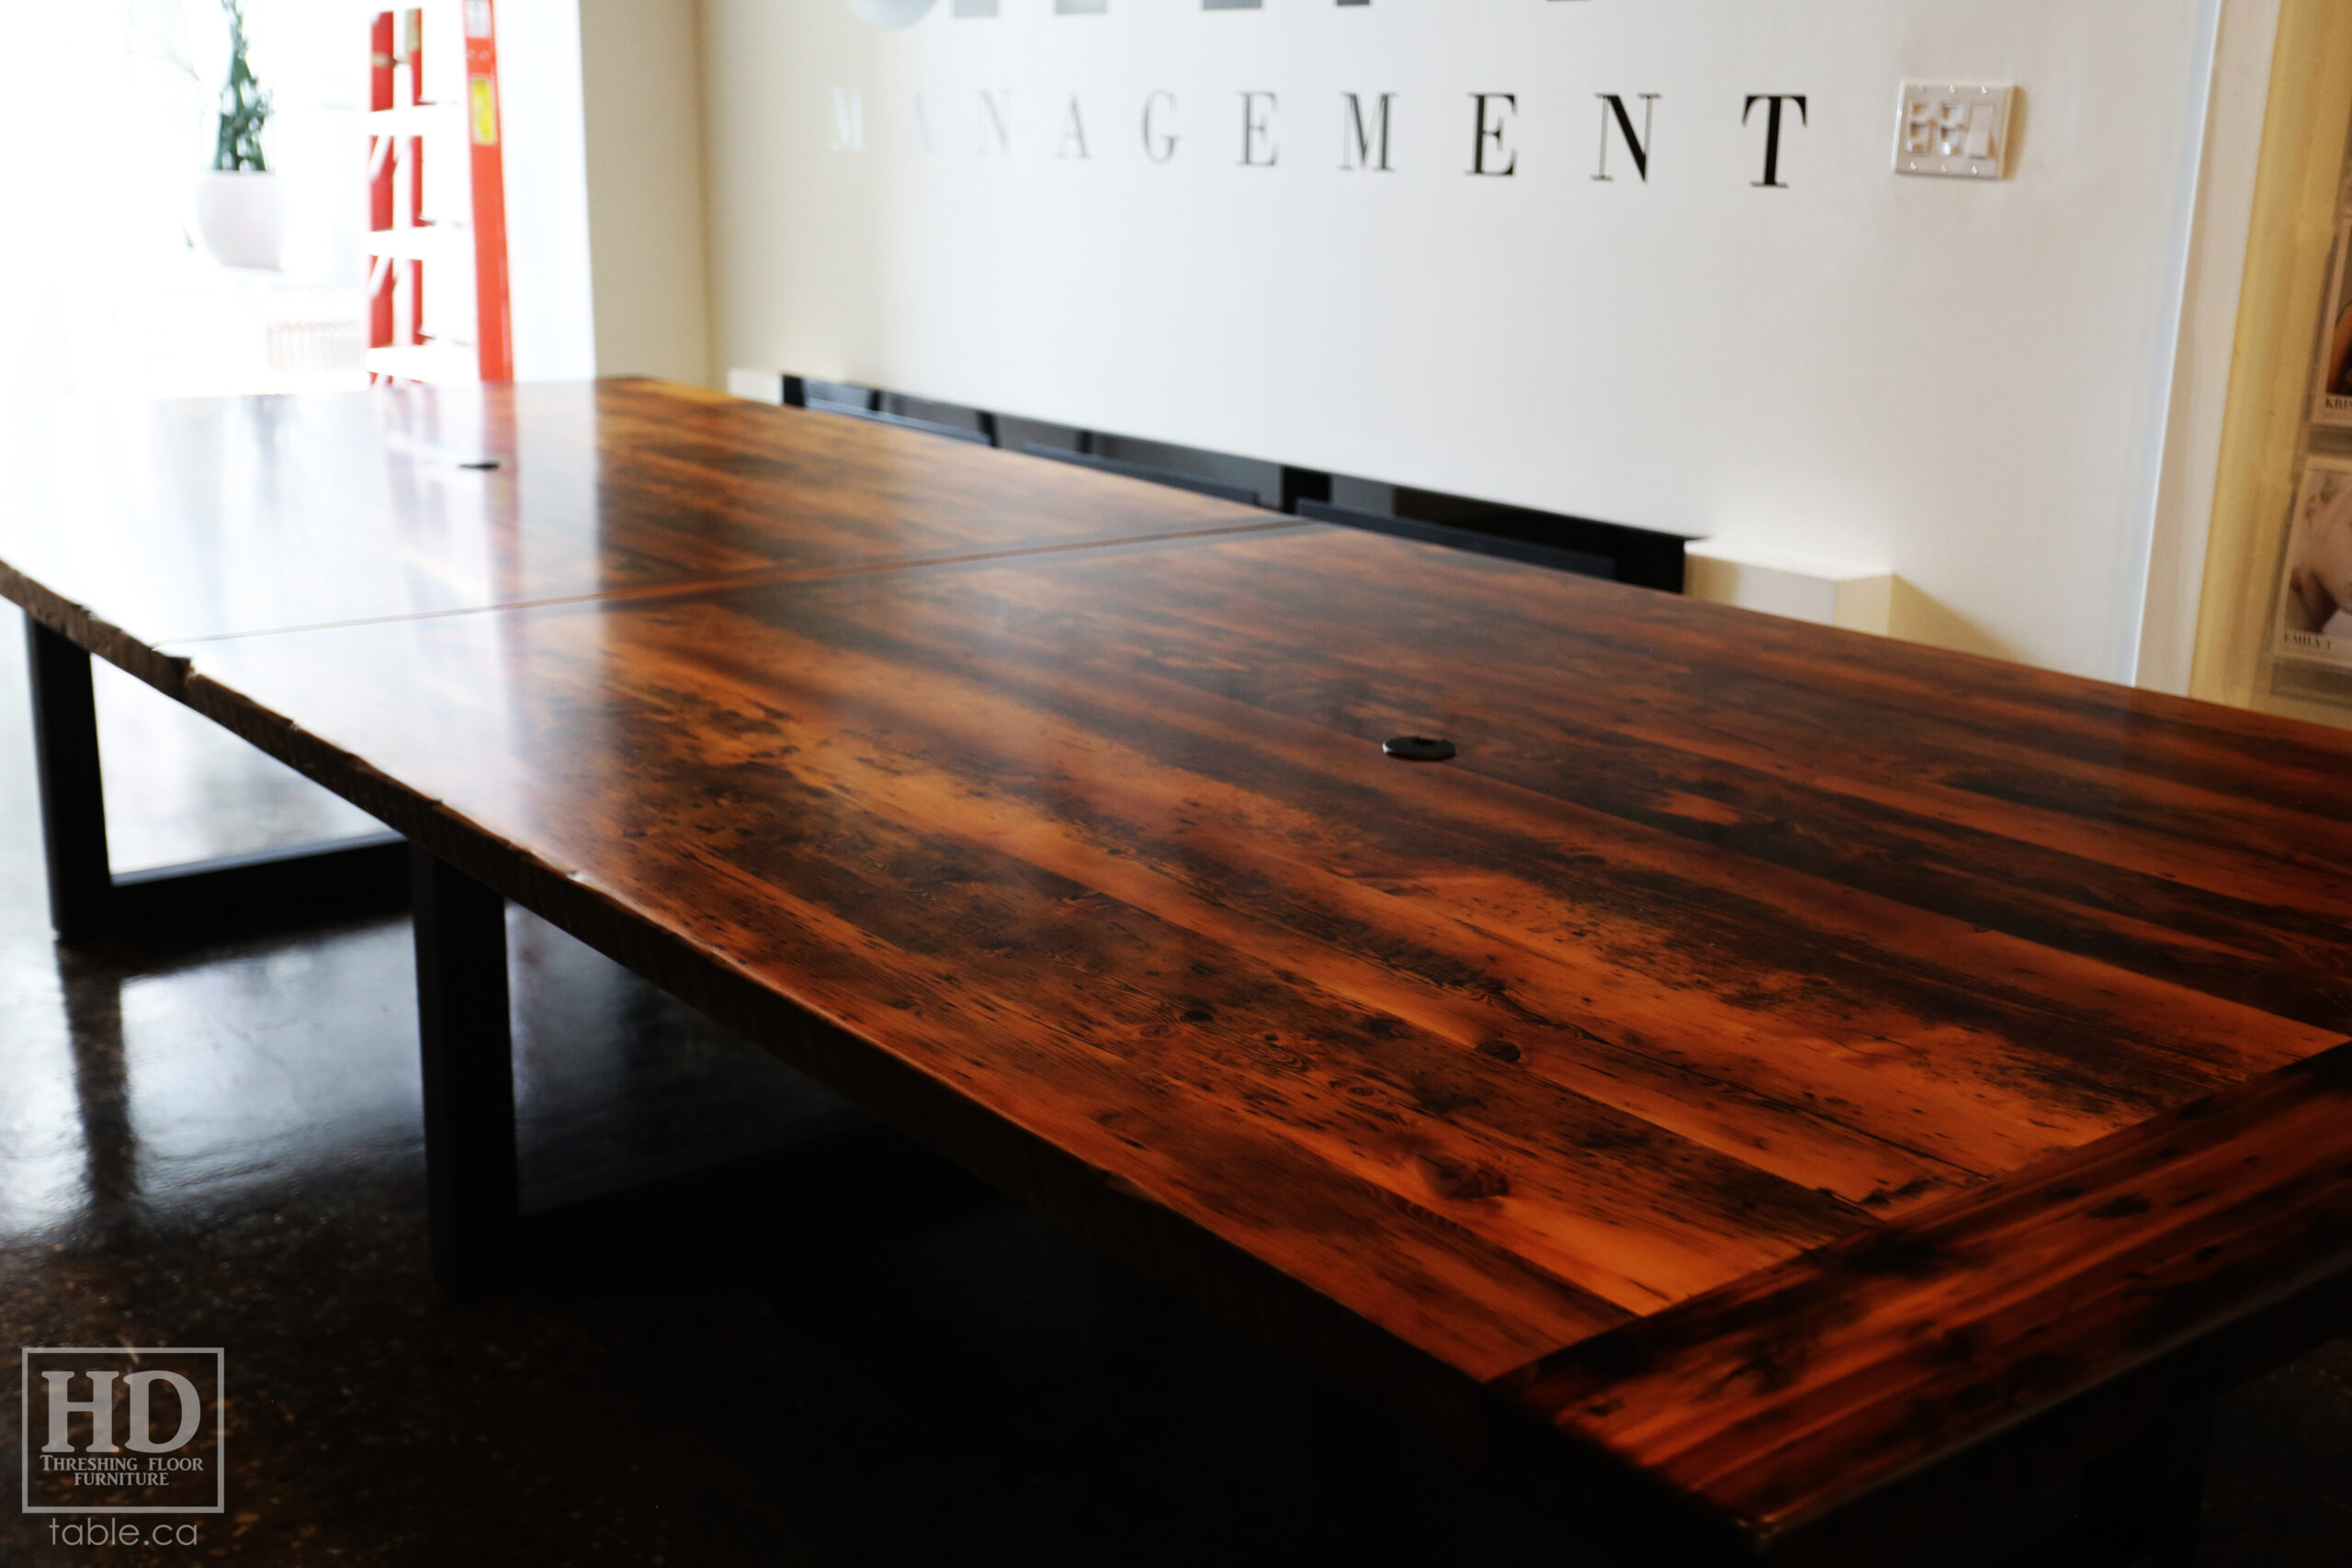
[2188,0,2352,722]
[577,0,713,387]
[702,0,888,399]
[2135,0,2280,694]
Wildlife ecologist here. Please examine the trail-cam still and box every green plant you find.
[211,0,270,173]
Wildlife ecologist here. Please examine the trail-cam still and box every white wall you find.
[227,0,371,287]
[1,0,375,400]
[491,0,707,385]
[700,0,2237,682]
[500,0,601,382]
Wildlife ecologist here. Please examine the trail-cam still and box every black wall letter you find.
[978,89,1013,156]
[1743,94,1807,188]
[1144,90,1179,164]
[1469,93,1516,177]
[1058,96,1091,160]
[1240,91,1279,167]
[1341,92,1396,172]
[1594,93,1657,183]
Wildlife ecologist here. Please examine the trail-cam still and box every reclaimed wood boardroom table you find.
[7,378,2352,1564]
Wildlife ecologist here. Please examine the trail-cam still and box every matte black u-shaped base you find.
[23,617,408,942]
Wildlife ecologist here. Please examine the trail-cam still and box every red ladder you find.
[367,1,513,383]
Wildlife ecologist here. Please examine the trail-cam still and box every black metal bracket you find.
[2075,1404,2212,1568]
[1995,1404,2213,1568]
[24,617,410,942]
[1278,466,1332,516]
[409,845,905,1299]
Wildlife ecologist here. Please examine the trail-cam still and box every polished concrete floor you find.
[3,609,2351,1566]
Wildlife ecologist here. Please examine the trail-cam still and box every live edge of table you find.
[8,378,2352,1567]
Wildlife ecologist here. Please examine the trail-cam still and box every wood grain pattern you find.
[0,378,1275,649]
[1495,1039,2352,1547]
[14,386,2352,1553]
[153,526,2352,1380]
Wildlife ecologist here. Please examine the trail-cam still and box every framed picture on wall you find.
[2313,221,2352,426]
[2275,457,2352,669]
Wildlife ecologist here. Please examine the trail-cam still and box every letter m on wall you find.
[1342,93,1396,172]
[830,87,865,152]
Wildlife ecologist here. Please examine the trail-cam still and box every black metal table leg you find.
[2005,1404,2216,1568]
[21,614,410,941]
[2078,1404,2213,1568]
[404,844,915,1294]
[411,846,521,1297]
[26,618,114,941]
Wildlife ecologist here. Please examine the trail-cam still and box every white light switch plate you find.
[1894,83,2014,180]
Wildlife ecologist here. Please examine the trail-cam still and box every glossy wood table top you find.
[11,382,2352,1561]
[0,378,1276,651]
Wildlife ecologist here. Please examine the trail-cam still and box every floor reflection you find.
[14,884,854,1252]
[115,927,422,1225]
[58,947,134,1249]
[0,951,81,1236]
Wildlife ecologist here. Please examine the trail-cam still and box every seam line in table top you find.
[145,518,1313,649]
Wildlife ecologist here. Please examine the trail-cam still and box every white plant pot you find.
[194,171,286,271]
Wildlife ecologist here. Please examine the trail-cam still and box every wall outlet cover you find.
[1895,84,2014,180]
